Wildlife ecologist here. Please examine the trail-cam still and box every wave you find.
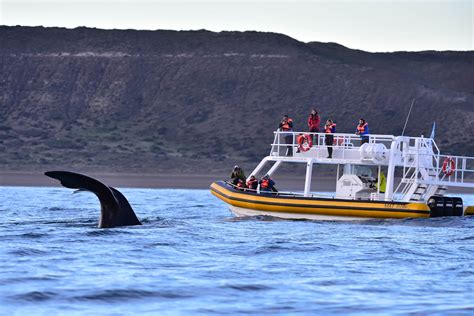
[73,289,194,302]
[10,291,57,302]
[220,284,272,292]
[41,207,64,212]
[20,232,48,239]
[0,276,57,286]
[9,248,47,256]
[225,215,287,222]
[85,229,133,237]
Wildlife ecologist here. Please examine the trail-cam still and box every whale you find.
[45,171,141,228]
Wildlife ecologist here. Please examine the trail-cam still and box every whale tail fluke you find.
[44,171,141,228]
[45,171,113,197]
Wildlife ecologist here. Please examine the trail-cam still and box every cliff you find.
[1,26,473,174]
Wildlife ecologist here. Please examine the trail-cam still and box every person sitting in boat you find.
[259,174,278,193]
[246,175,258,191]
[230,165,246,187]
[324,119,336,158]
[235,179,247,190]
[355,118,370,145]
[279,115,294,156]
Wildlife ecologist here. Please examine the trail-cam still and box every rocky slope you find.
[0,26,473,174]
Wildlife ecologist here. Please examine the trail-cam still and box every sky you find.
[0,0,472,52]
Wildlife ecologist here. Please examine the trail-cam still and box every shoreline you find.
[0,171,336,191]
[0,171,223,189]
[0,171,472,194]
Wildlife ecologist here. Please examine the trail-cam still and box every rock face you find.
[0,26,473,173]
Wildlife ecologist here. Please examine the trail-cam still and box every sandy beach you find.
[1,171,472,194]
[0,171,218,189]
[0,171,336,191]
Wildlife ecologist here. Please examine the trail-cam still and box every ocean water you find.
[1,186,473,315]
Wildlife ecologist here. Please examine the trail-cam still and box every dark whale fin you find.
[44,171,141,228]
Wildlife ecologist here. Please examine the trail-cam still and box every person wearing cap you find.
[278,114,294,156]
[307,108,321,144]
[230,165,246,186]
[259,174,278,193]
[355,118,370,145]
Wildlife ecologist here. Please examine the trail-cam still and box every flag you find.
[430,122,436,139]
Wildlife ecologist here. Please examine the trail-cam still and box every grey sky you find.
[0,0,472,52]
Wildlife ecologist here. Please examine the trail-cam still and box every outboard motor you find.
[427,196,463,217]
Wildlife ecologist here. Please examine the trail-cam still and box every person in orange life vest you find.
[355,118,370,145]
[307,109,321,144]
[235,178,246,190]
[278,115,294,156]
[259,174,278,193]
[324,119,336,158]
[246,175,258,190]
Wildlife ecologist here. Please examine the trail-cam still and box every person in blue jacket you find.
[355,118,370,145]
[259,175,278,193]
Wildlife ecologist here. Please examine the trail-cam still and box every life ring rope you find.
[297,134,313,152]
[442,157,456,176]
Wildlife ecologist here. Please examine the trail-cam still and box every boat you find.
[211,130,474,220]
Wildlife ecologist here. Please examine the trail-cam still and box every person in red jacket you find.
[307,109,321,144]
[246,175,258,191]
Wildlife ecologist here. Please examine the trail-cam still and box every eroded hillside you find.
[1,26,473,173]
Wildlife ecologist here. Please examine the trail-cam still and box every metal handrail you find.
[224,180,291,197]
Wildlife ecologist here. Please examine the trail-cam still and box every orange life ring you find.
[442,157,455,176]
[297,134,313,152]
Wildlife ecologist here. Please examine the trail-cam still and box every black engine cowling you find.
[427,196,463,217]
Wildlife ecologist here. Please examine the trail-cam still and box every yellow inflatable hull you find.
[211,181,431,220]
[211,181,474,220]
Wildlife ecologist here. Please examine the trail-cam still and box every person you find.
[246,175,258,191]
[376,172,387,193]
[230,165,246,186]
[324,119,336,158]
[307,109,321,144]
[355,118,370,145]
[259,174,278,193]
[235,179,246,190]
[279,114,294,156]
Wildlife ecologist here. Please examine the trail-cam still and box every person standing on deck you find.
[324,119,336,158]
[279,115,294,156]
[355,118,370,145]
[307,109,321,144]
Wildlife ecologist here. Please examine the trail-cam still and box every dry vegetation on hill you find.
[1,26,473,174]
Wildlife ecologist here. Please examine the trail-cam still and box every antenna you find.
[401,98,415,136]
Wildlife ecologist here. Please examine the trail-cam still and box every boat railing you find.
[394,138,474,200]
[405,139,474,184]
[224,180,330,198]
[395,159,419,194]
[432,154,474,185]
[270,130,395,160]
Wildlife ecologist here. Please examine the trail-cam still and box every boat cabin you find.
[247,130,474,203]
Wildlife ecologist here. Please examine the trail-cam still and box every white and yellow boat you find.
[211,130,474,220]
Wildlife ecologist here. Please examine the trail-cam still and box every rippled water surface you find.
[1,186,474,315]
